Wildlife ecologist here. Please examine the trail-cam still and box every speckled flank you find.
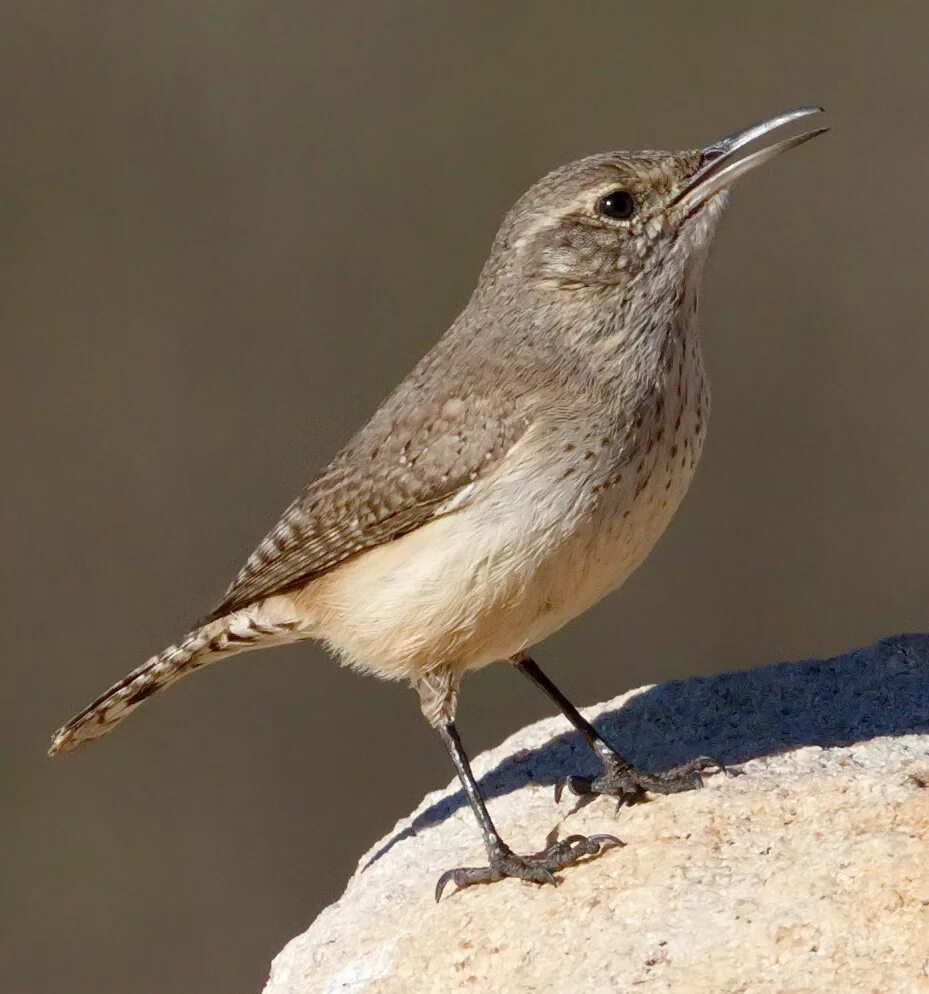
[49,122,781,752]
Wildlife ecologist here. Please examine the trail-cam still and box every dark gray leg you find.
[515,656,726,808]
[418,670,621,901]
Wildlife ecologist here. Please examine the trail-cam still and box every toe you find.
[588,833,624,852]
[529,865,558,887]
[434,864,493,902]
[434,832,622,900]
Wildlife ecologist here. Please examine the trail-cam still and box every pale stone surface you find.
[265,635,929,994]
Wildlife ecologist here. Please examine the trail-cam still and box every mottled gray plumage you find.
[209,352,531,619]
[50,108,826,899]
[208,150,686,619]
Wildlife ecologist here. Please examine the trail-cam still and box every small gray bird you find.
[51,108,826,899]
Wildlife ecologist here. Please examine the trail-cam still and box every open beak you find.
[672,106,828,215]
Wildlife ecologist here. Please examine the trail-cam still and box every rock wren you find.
[50,107,826,899]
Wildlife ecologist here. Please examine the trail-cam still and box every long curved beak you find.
[673,106,828,214]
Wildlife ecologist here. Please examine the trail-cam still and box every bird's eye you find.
[596,190,636,221]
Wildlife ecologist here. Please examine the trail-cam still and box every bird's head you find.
[485,108,826,300]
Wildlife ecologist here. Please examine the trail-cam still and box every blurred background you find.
[3,2,928,991]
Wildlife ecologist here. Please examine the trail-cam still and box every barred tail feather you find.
[48,609,301,756]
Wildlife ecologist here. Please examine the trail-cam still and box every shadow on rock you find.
[363,633,929,870]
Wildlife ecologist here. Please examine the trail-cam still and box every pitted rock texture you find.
[264,635,929,994]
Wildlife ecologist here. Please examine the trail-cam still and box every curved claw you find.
[559,832,623,855]
[690,755,723,774]
[556,833,625,861]
[587,833,624,852]
[692,756,741,778]
[554,775,594,803]
[536,867,557,887]
[434,868,461,903]
[614,791,644,813]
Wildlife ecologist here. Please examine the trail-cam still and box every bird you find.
[50,107,826,900]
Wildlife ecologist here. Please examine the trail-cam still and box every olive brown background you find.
[4,3,928,992]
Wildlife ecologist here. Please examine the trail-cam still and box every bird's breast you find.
[514,316,710,648]
[300,318,710,678]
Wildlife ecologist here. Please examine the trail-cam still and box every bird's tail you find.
[49,607,302,756]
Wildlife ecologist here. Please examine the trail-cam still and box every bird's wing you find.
[205,387,531,620]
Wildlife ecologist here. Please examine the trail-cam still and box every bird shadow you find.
[362,633,929,871]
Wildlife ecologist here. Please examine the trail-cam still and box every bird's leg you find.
[417,670,621,901]
[514,655,727,809]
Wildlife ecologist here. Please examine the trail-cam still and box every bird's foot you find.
[434,833,622,901]
[556,754,730,810]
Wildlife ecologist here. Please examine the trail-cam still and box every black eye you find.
[596,190,636,220]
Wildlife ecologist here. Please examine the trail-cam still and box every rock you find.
[264,635,929,994]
